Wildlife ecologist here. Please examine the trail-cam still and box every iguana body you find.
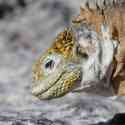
[72,4,125,95]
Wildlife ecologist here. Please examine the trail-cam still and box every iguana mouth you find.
[32,71,65,96]
[32,64,81,100]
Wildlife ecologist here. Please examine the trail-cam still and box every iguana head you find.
[32,24,117,99]
[32,29,82,99]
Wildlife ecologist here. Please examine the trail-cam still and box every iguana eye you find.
[45,59,55,69]
[43,54,62,75]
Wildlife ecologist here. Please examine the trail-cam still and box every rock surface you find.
[0,93,125,125]
[0,0,125,125]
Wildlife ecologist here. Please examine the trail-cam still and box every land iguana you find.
[31,0,125,99]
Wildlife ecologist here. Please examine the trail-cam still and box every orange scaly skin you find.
[72,6,125,95]
[47,28,75,59]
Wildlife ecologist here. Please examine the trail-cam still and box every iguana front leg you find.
[112,47,125,95]
[113,47,125,77]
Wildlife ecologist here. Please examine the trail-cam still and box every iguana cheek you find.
[31,68,64,96]
[37,67,81,100]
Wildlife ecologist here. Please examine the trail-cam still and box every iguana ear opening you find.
[75,45,89,59]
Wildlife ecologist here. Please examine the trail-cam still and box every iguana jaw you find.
[32,53,81,100]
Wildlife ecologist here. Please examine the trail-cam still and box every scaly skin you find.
[72,4,125,95]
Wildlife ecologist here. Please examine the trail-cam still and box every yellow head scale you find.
[47,28,76,59]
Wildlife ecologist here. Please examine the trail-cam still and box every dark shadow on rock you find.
[0,112,125,125]
[0,0,27,19]
[91,113,125,125]
[0,2,14,19]
[0,114,67,125]
[17,0,27,8]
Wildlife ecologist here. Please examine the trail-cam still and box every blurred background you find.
[1,1,125,125]
[0,0,82,110]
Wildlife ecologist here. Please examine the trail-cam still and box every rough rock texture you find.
[0,0,125,125]
[0,94,125,125]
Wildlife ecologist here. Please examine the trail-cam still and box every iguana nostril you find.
[45,60,55,69]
